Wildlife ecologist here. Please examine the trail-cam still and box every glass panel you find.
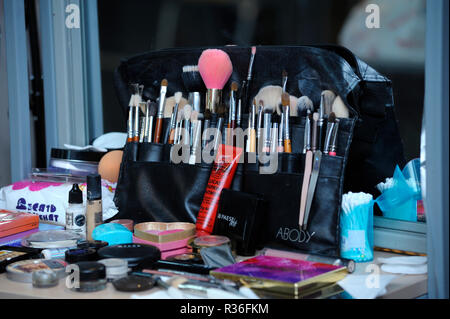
[97,0,426,224]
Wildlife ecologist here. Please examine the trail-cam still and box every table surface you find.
[0,251,427,299]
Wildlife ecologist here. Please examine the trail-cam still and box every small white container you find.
[98,258,129,281]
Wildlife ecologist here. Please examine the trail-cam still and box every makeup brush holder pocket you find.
[113,141,213,224]
[242,152,347,256]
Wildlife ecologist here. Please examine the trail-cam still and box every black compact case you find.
[213,189,266,256]
[112,45,405,257]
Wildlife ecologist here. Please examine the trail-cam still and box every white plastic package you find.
[0,179,118,227]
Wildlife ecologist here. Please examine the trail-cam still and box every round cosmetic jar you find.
[71,261,107,292]
[98,258,129,281]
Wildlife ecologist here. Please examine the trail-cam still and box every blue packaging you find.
[376,165,418,222]
[92,223,133,246]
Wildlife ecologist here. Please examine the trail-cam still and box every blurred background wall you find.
[97,0,425,162]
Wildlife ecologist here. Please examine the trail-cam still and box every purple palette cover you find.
[211,255,344,285]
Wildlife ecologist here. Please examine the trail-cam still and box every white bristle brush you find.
[332,95,350,118]
[296,96,314,117]
[164,94,188,118]
[254,85,283,115]
[321,90,336,115]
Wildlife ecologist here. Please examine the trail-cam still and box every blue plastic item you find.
[376,165,418,222]
[340,197,374,262]
[92,223,133,246]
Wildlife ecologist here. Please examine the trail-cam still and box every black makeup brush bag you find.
[112,45,405,257]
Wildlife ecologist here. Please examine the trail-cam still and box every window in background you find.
[97,0,424,162]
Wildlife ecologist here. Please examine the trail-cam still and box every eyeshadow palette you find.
[6,258,67,283]
[211,255,348,297]
[0,246,42,273]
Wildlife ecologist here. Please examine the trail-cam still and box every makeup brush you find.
[240,46,256,109]
[182,65,206,93]
[321,90,336,116]
[282,93,292,153]
[144,101,157,143]
[169,276,245,299]
[248,100,257,153]
[323,112,336,154]
[198,49,233,114]
[282,70,288,92]
[311,112,319,152]
[302,112,312,154]
[154,79,168,143]
[300,113,323,229]
[189,92,201,113]
[182,104,192,146]
[296,96,314,118]
[317,90,335,150]
[271,122,279,154]
[332,95,350,118]
[138,102,147,143]
[236,92,242,128]
[164,95,188,118]
[174,107,184,145]
[154,276,186,299]
[254,85,283,115]
[329,118,340,156]
[126,90,136,143]
[168,92,183,144]
[278,112,285,153]
[289,96,299,116]
[126,83,141,143]
[256,101,264,153]
[227,82,238,145]
[132,86,144,142]
[202,109,212,149]
[190,110,199,147]
[213,105,226,152]
[262,109,272,153]
[189,119,202,165]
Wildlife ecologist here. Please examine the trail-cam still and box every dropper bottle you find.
[66,184,86,238]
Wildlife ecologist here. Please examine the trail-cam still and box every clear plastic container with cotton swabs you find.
[340,192,374,262]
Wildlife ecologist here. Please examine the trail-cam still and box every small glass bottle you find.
[66,184,86,238]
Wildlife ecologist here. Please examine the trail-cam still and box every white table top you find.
[0,251,427,299]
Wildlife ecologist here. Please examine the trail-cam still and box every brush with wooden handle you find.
[282,93,292,153]
[154,79,168,143]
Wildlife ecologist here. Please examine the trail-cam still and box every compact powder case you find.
[192,235,231,253]
[65,248,98,264]
[97,244,161,270]
[112,275,155,292]
[77,240,109,250]
[6,258,67,283]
